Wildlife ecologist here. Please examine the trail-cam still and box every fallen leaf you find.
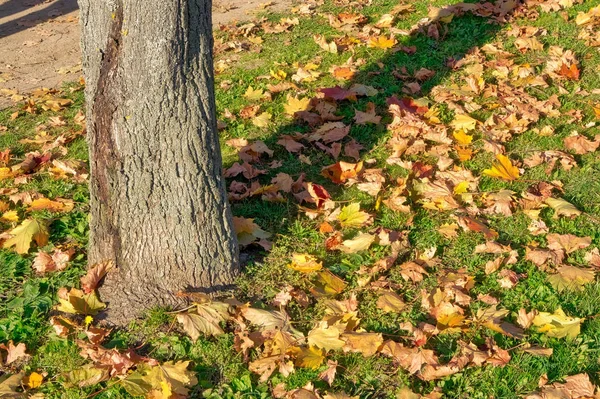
[80,260,114,293]
[54,288,106,315]
[338,233,375,253]
[545,197,581,218]
[2,218,49,254]
[532,308,583,340]
[337,203,371,228]
[289,254,323,273]
[483,154,520,181]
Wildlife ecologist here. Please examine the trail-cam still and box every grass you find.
[1,0,600,398]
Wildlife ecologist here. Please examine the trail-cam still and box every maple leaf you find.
[1,341,29,365]
[453,130,473,145]
[307,322,345,351]
[2,218,49,254]
[483,154,520,181]
[252,112,272,127]
[306,182,332,209]
[86,326,112,345]
[177,310,224,340]
[54,288,106,315]
[233,217,271,247]
[376,291,407,313]
[0,372,26,398]
[311,270,347,297]
[367,35,396,49]
[450,114,478,132]
[547,265,595,292]
[321,161,363,184]
[558,63,580,80]
[547,233,591,254]
[32,249,73,274]
[67,365,110,388]
[516,308,537,329]
[244,86,265,101]
[341,332,383,357]
[380,341,439,375]
[240,307,303,338]
[293,346,325,369]
[338,233,375,254]
[289,254,323,273]
[545,197,581,218]
[80,260,114,293]
[457,216,498,240]
[141,361,198,398]
[23,372,43,389]
[284,95,312,116]
[277,135,305,153]
[28,197,74,212]
[532,308,583,340]
[337,203,372,229]
[354,102,381,125]
[564,133,600,154]
[314,34,338,53]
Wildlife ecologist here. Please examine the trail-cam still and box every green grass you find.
[1,0,600,398]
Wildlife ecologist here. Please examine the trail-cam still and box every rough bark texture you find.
[78,0,239,324]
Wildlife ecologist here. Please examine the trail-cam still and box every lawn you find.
[1,0,600,398]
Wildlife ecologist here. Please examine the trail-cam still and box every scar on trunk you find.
[91,1,125,263]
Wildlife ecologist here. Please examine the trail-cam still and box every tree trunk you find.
[78,0,239,324]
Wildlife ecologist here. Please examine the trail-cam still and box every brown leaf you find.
[319,360,338,386]
[546,233,591,254]
[564,133,599,154]
[80,260,114,294]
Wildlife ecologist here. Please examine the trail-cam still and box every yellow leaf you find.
[483,154,520,181]
[244,86,264,101]
[270,69,287,80]
[337,203,371,229]
[24,372,43,389]
[284,94,312,116]
[29,198,74,213]
[376,291,406,313]
[289,254,323,273]
[547,265,595,292]
[252,112,272,128]
[292,346,325,369]
[1,210,19,223]
[141,361,198,398]
[367,35,396,49]
[455,146,474,161]
[450,113,478,132]
[545,197,581,218]
[340,332,383,357]
[54,288,106,315]
[338,233,375,253]
[532,308,583,340]
[452,130,473,145]
[453,181,470,195]
[2,219,49,254]
[307,322,345,351]
[0,167,13,180]
[176,311,224,340]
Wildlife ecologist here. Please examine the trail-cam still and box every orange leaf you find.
[321,161,363,184]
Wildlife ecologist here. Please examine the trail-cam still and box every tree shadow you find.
[229,1,522,280]
[0,0,78,38]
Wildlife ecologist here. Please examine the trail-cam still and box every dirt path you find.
[0,0,293,109]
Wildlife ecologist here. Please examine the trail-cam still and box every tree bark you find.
[78,0,239,324]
